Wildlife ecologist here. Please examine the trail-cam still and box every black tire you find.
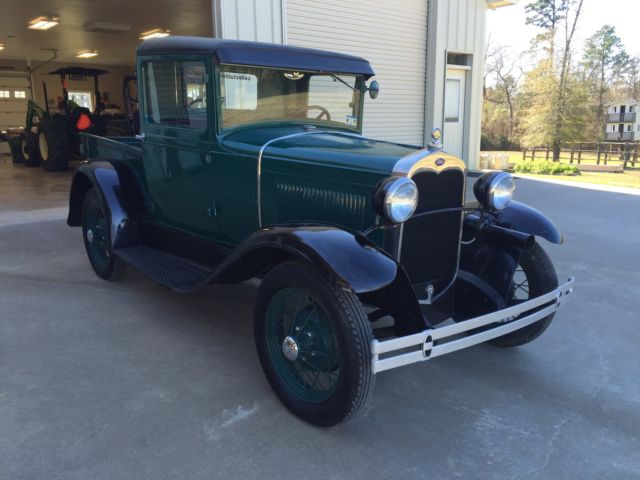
[22,131,42,167]
[11,134,26,164]
[490,242,558,347]
[81,189,124,281]
[38,116,71,171]
[254,262,374,426]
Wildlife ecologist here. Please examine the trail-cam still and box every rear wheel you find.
[254,262,374,426]
[22,131,42,167]
[490,241,558,347]
[81,189,123,281]
[38,117,71,171]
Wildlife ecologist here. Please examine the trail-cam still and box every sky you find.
[486,0,640,65]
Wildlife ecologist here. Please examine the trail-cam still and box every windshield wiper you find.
[329,73,357,92]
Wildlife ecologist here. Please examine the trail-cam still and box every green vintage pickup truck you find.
[68,36,574,426]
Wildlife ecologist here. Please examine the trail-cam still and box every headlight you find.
[473,171,515,210]
[374,177,418,223]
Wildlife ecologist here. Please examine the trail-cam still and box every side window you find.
[144,60,207,130]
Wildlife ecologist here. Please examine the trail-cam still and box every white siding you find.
[286,0,428,146]
[220,0,284,43]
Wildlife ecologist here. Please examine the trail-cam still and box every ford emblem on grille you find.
[435,158,445,166]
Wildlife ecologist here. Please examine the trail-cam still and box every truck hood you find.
[221,126,420,175]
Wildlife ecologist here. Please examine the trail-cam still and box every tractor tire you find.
[22,131,42,167]
[38,117,71,172]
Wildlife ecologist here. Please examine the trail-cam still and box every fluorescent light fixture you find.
[28,16,60,30]
[76,50,99,59]
[139,28,170,40]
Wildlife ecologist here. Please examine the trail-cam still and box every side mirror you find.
[367,80,380,99]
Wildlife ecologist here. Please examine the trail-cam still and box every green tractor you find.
[32,67,111,171]
[22,100,49,167]
[11,68,138,170]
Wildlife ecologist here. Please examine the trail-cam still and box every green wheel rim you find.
[265,288,341,404]
[84,201,110,269]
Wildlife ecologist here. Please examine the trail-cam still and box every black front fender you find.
[213,226,426,334]
[492,201,564,244]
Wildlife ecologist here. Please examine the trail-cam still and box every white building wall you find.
[216,0,491,166]
[286,0,429,146]
[425,0,487,168]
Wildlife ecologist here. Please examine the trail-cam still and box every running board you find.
[113,245,212,291]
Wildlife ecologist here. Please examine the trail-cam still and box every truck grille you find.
[399,169,465,294]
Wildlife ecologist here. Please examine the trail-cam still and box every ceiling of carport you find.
[0,0,213,66]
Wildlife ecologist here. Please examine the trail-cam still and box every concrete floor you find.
[1,157,639,479]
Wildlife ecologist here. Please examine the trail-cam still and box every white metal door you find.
[0,74,30,131]
[443,68,466,158]
[286,0,428,146]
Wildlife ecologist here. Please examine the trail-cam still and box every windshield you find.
[218,65,362,130]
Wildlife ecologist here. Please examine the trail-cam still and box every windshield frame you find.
[213,62,367,135]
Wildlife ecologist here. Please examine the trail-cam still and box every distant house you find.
[605,99,639,142]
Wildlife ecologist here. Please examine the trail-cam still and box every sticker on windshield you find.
[345,115,357,126]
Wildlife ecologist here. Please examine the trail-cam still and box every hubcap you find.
[282,336,299,361]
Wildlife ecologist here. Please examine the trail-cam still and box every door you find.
[287,0,428,146]
[140,58,218,239]
[443,68,466,158]
[0,74,30,154]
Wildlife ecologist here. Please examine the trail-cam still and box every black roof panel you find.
[49,67,108,77]
[137,36,375,77]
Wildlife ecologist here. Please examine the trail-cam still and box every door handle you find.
[135,133,145,141]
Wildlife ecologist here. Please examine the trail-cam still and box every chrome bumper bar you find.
[371,277,575,373]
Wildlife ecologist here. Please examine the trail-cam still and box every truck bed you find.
[81,133,142,162]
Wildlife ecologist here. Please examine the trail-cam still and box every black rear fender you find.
[67,161,142,248]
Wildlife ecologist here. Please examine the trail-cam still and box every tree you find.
[581,25,629,139]
[525,0,568,57]
[525,0,584,159]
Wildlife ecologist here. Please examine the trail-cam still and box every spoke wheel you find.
[265,288,341,404]
[81,189,123,281]
[255,262,374,426]
[490,241,558,347]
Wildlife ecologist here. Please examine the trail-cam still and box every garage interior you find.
[0,0,213,157]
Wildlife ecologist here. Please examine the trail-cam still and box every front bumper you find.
[371,277,575,373]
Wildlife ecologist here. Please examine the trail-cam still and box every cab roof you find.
[137,36,375,78]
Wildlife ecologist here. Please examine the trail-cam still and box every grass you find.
[481,150,640,189]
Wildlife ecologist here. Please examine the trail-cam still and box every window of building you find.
[69,91,93,111]
[143,60,207,130]
[628,124,632,132]
[630,106,634,112]
[13,90,26,99]
[613,106,617,113]
[0,90,10,98]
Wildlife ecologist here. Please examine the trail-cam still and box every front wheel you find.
[490,241,558,347]
[254,262,374,426]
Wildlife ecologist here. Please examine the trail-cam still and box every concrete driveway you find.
[1,159,639,479]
